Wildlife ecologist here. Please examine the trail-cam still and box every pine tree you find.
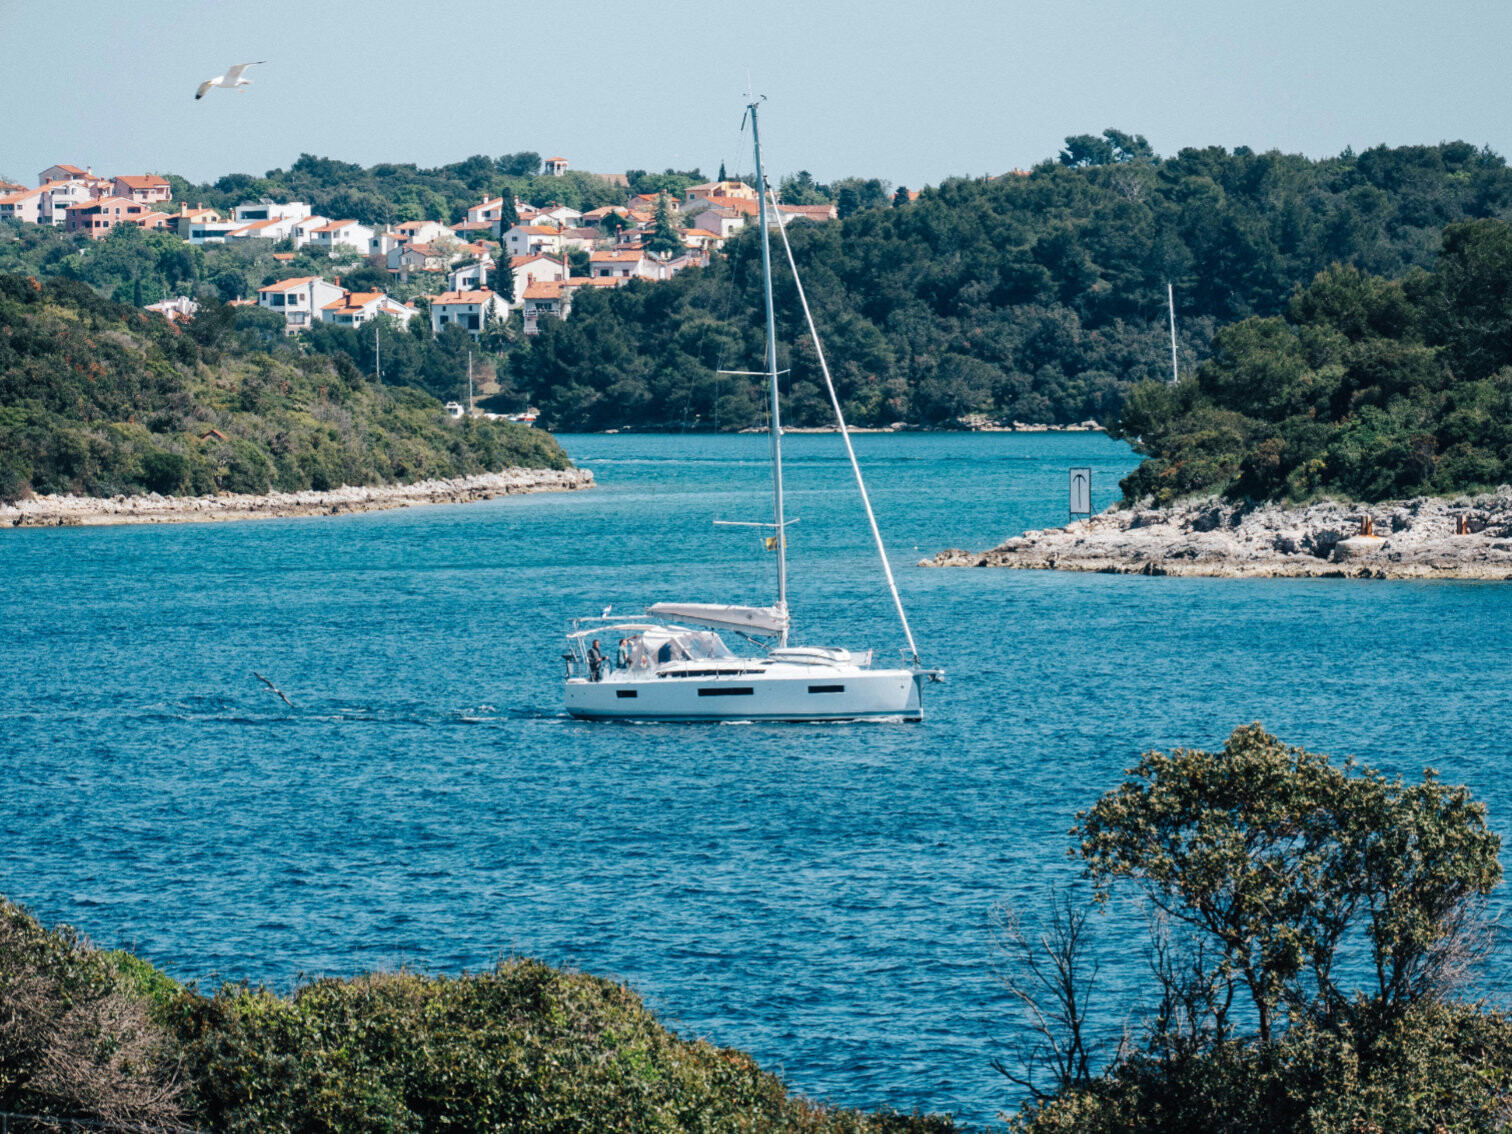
[646,193,683,256]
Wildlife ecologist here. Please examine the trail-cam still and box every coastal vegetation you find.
[1003,725,1512,1133]
[0,272,567,502]
[0,897,949,1132]
[1112,219,1512,505]
[8,137,1512,436]
[504,137,1512,431]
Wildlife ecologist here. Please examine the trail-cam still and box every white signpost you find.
[1069,467,1092,521]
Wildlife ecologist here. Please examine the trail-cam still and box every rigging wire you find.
[766,182,924,667]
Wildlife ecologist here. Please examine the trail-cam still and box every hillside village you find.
[0,157,837,347]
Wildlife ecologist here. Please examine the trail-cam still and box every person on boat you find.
[616,638,631,671]
[588,640,604,682]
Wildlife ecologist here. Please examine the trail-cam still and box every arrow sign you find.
[1069,467,1092,517]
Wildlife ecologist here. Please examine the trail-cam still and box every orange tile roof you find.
[259,276,318,293]
[311,219,359,233]
[432,289,498,305]
[513,224,560,235]
[64,196,138,212]
[322,291,385,311]
[590,250,644,262]
[0,187,47,204]
[114,175,170,188]
[682,228,721,238]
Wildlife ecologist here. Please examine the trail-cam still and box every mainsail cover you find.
[647,602,789,636]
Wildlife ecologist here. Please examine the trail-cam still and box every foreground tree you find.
[1076,724,1500,1041]
[1006,725,1508,1132]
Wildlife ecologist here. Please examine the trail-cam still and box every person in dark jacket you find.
[587,640,604,682]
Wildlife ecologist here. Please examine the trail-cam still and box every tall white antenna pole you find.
[749,98,789,645]
[1168,281,1179,385]
[375,324,381,383]
[467,350,473,412]
[767,184,923,667]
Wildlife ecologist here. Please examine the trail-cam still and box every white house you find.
[447,257,496,292]
[226,213,310,243]
[256,276,348,332]
[543,156,569,176]
[536,205,582,227]
[320,291,416,328]
[503,224,565,258]
[687,205,745,239]
[429,288,509,337]
[44,180,100,225]
[588,249,659,281]
[233,199,312,224]
[0,187,50,225]
[307,219,374,256]
[507,253,566,303]
[288,215,333,247]
[392,219,455,245]
[184,217,244,244]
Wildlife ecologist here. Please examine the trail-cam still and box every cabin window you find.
[698,687,754,697]
[616,690,637,699]
[808,685,845,694]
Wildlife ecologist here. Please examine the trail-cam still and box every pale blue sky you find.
[3,0,1509,189]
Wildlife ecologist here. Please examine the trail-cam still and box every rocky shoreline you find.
[2,468,595,528]
[925,491,1512,580]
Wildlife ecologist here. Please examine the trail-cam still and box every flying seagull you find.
[195,61,264,100]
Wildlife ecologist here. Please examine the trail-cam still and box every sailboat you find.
[562,99,941,722]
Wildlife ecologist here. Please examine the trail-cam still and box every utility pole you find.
[374,324,381,384]
[467,349,473,414]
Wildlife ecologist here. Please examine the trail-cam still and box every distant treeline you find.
[0,274,567,502]
[509,136,1512,431]
[1113,218,1512,504]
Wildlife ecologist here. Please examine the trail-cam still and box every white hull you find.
[565,665,924,722]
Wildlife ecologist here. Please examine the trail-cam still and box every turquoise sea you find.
[3,431,1511,1126]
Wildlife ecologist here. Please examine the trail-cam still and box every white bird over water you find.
[195,62,264,100]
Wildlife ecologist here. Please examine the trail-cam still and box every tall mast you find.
[1168,281,1179,385]
[749,99,788,643]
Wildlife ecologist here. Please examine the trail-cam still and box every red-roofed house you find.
[589,249,659,281]
[63,196,155,239]
[686,204,745,239]
[503,223,565,258]
[321,291,415,328]
[684,180,756,204]
[111,175,172,204]
[0,187,49,225]
[507,253,566,303]
[307,219,374,256]
[257,276,347,332]
[39,163,91,184]
[429,288,509,337]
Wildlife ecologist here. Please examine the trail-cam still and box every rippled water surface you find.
[4,431,1511,1126]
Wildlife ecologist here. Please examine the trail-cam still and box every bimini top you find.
[645,602,789,636]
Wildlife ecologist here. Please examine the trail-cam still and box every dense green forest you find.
[1112,218,1512,505]
[507,136,1512,431]
[0,897,947,1132]
[0,273,567,501]
[7,135,1512,437]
